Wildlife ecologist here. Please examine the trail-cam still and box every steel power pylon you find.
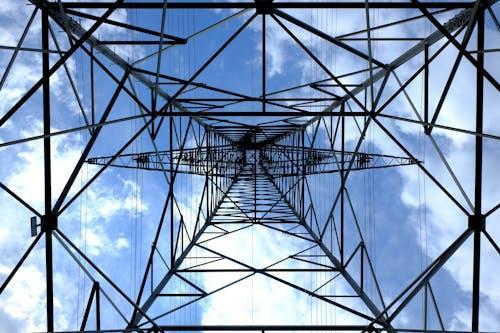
[0,0,498,332]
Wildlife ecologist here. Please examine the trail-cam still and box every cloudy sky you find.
[0,0,499,332]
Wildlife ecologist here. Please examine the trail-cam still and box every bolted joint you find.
[255,0,274,14]
[41,214,58,232]
[468,214,485,231]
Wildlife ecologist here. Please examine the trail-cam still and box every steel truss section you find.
[0,0,498,332]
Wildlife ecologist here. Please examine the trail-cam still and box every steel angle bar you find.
[54,230,161,329]
[131,170,242,326]
[155,13,257,114]
[391,73,474,212]
[358,228,473,331]
[47,24,92,134]
[196,241,379,323]
[294,3,485,132]
[371,117,469,215]
[53,72,130,214]
[260,163,392,329]
[0,7,38,91]
[376,113,500,141]
[39,0,235,146]
[54,230,134,325]
[410,0,499,91]
[0,0,125,128]
[56,11,254,215]
[0,232,43,295]
[132,8,250,66]
[64,8,185,41]
[0,182,42,217]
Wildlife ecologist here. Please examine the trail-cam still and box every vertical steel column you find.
[301,130,305,219]
[206,131,210,218]
[255,147,257,222]
[42,7,54,332]
[170,110,174,267]
[424,283,428,332]
[471,4,484,332]
[210,132,214,212]
[95,282,101,330]
[215,135,219,202]
[262,14,266,113]
[341,103,345,265]
[424,44,429,134]
[90,45,95,127]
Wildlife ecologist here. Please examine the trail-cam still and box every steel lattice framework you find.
[0,0,498,332]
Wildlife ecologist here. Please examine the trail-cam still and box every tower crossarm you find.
[260,144,418,177]
[87,144,244,177]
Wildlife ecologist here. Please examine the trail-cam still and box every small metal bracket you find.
[468,214,486,231]
[255,0,274,14]
[41,214,58,232]
[30,216,38,237]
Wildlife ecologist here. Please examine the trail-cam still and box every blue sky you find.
[0,1,499,332]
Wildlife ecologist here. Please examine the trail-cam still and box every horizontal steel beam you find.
[156,325,379,331]
[50,2,474,9]
[155,111,367,117]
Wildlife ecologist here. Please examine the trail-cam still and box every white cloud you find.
[0,2,498,331]
[197,223,364,325]
[367,26,500,332]
[115,236,130,250]
[0,118,149,330]
[242,5,500,330]
[0,3,146,329]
